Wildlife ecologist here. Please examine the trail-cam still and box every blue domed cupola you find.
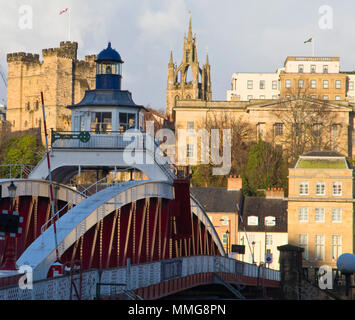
[95,42,124,90]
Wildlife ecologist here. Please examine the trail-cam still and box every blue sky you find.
[0,0,354,111]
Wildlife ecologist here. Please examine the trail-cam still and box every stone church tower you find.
[166,18,212,116]
[6,41,96,142]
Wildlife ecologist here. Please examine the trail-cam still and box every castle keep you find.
[6,41,96,138]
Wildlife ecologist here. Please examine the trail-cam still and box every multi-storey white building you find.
[226,68,283,101]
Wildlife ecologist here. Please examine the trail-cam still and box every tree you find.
[0,135,44,178]
[272,97,339,165]
[190,111,253,187]
[242,139,288,195]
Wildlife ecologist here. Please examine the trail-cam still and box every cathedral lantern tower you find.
[166,17,212,116]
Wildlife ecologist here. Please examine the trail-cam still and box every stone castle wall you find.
[6,41,96,142]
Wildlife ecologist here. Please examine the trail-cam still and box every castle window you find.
[186,95,191,100]
[35,101,39,110]
[26,102,30,110]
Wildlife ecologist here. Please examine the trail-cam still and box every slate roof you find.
[190,187,242,213]
[239,197,287,233]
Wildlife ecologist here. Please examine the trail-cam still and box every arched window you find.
[186,95,191,100]
[175,95,180,105]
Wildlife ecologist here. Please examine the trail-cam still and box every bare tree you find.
[272,96,340,165]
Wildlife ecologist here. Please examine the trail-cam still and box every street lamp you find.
[0,181,17,270]
[7,181,17,210]
[220,218,231,255]
[252,241,256,265]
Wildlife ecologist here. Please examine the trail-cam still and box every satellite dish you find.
[337,253,355,273]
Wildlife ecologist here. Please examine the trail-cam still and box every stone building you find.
[6,41,97,142]
[166,17,211,116]
[287,151,355,282]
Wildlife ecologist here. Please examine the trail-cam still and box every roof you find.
[302,151,345,157]
[67,89,146,110]
[96,42,123,63]
[239,197,287,233]
[190,187,242,213]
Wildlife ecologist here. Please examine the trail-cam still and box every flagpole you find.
[68,8,71,41]
[312,37,315,57]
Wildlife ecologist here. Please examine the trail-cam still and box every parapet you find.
[7,52,40,63]
[85,54,97,63]
[42,41,78,60]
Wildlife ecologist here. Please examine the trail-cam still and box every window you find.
[323,65,328,73]
[259,95,265,99]
[323,95,329,100]
[332,124,338,138]
[285,80,291,88]
[311,95,317,99]
[118,112,134,133]
[298,80,304,88]
[247,80,253,89]
[315,208,325,222]
[186,51,190,62]
[336,80,341,89]
[221,216,229,226]
[272,95,278,99]
[310,80,316,88]
[92,112,112,133]
[332,235,342,260]
[335,96,341,101]
[323,80,329,89]
[332,208,342,222]
[349,81,354,90]
[332,182,342,196]
[311,65,316,73]
[187,144,194,158]
[24,120,28,128]
[266,235,273,245]
[299,208,309,222]
[272,80,278,90]
[247,95,253,100]
[26,102,30,111]
[298,234,308,259]
[248,216,258,226]
[35,101,39,111]
[187,121,194,132]
[274,123,283,136]
[259,80,265,89]
[299,182,309,195]
[222,233,228,244]
[313,124,322,137]
[265,216,276,226]
[316,182,325,195]
[298,65,304,73]
[315,235,325,260]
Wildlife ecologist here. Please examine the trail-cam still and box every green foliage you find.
[241,140,288,196]
[190,165,226,188]
[0,135,44,178]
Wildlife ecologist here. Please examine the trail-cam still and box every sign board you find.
[231,244,245,254]
[265,253,273,264]
[247,216,258,226]
[265,216,276,226]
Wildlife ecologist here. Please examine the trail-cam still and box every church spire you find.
[187,14,193,42]
[205,46,209,65]
[169,50,174,66]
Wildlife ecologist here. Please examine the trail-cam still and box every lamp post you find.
[0,181,17,270]
[252,241,256,265]
[220,218,231,256]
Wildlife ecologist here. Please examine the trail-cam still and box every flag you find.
[304,37,312,44]
[59,8,69,15]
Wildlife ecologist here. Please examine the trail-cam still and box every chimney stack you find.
[265,187,284,199]
[227,175,242,191]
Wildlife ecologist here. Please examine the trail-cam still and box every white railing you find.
[0,255,280,300]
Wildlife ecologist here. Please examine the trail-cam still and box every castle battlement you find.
[85,54,97,62]
[42,41,78,60]
[7,52,40,63]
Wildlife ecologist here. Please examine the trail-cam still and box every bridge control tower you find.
[29,43,173,184]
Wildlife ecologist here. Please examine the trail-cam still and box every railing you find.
[0,164,36,179]
[40,172,119,234]
[0,255,280,300]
